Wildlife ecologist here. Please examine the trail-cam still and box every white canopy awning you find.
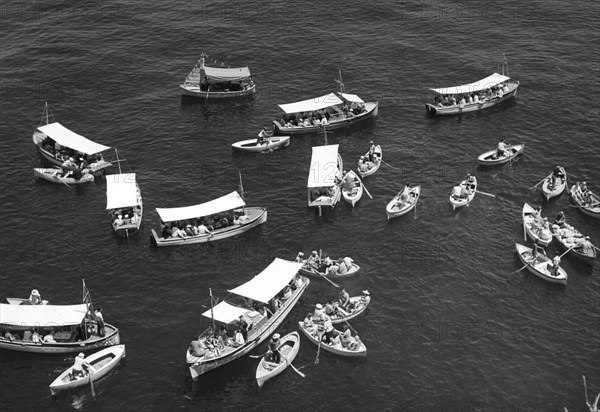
[204,66,251,81]
[0,303,89,327]
[278,92,364,114]
[37,122,111,155]
[202,301,250,324]
[228,258,304,304]
[106,173,139,209]
[155,191,245,223]
[430,73,510,95]
[307,144,340,188]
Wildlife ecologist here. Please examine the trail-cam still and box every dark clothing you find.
[268,339,281,363]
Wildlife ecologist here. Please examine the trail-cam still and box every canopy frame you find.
[429,73,510,95]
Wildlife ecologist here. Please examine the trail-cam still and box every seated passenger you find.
[348,335,362,351]
[281,286,292,301]
[190,336,207,357]
[340,324,353,348]
[43,332,56,343]
[303,312,315,333]
[123,214,131,225]
[233,329,245,346]
[161,223,172,239]
[114,215,124,226]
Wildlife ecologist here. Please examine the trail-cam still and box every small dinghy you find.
[522,203,553,246]
[386,185,420,219]
[449,175,477,210]
[298,321,366,358]
[541,166,567,200]
[477,144,524,166]
[357,144,381,177]
[231,136,290,153]
[570,183,600,219]
[255,332,300,388]
[34,168,94,184]
[514,243,567,285]
[49,345,126,395]
[341,170,363,207]
[319,292,371,324]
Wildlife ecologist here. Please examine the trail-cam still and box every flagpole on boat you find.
[238,171,246,215]
[209,288,215,331]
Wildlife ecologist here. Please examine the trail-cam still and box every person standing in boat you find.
[496,139,509,159]
[71,353,91,379]
[268,333,281,363]
[95,307,105,337]
[550,251,561,276]
[29,289,42,305]
[338,288,350,311]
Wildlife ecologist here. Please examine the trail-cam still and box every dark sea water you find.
[1,0,599,410]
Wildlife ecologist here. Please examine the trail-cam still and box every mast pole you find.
[209,288,215,331]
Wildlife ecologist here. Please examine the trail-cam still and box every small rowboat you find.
[550,223,596,265]
[386,185,420,219]
[477,144,524,166]
[358,145,382,177]
[341,170,363,207]
[570,184,600,219]
[515,243,567,285]
[327,295,371,324]
[298,321,366,358]
[522,203,553,246]
[255,332,300,388]
[299,257,360,279]
[231,136,290,153]
[541,167,567,200]
[49,345,126,395]
[449,176,477,210]
[34,168,94,184]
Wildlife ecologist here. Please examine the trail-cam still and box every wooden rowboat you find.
[570,183,600,219]
[515,243,567,285]
[522,203,553,247]
[298,321,366,358]
[34,168,94,184]
[341,170,363,207]
[326,295,371,324]
[255,332,300,388]
[357,145,382,177]
[550,223,596,265]
[386,185,420,219]
[477,144,524,166]
[298,256,360,279]
[449,176,477,210]
[49,345,126,395]
[232,136,290,153]
[541,166,567,200]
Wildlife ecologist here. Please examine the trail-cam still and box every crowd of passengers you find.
[279,102,366,128]
[111,206,142,227]
[39,136,105,165]
[161,211,251,239]
[433,83,511,107]
[188,275,304,359]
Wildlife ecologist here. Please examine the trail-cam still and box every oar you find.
[285,358,306,378]
[475,190,496,198]
[360,179,373,200]
[88,368,95,398]
[382,159,399,169]
[314,331,323,365]
[249,352,267,359]
[341,314,357,335]
[530,174,551,190]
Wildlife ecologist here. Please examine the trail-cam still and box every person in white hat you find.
[29,289,42,305]
[308,250,321,270]
[294,252,304,263]
[71,352,91,379]
[268,333,281,363]
[313,303,330,327]
[358,155,368,173]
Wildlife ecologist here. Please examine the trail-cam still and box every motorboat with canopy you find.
[186,258,309,378]
[272,71,378,135]
[425,54,519,115]
[307,144,343,215]
[106,172,142,237]
[32,103,113,175]
[150,191,267,246]
[0,281,120,353]
[180,53,256,99]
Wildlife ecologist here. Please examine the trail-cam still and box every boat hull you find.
[231,136,290,153]
[0,324,120,354]
[386,186,421,219]
[477,144,524,166]
[515,243,567,285]
[570,185,600,219]
[522,203,553,247]
[425,82,519,115]
[449,177,477,210]
[188,277,309,378]
[151,207,267,247]
[255,332,300,387]
[34,168,94,184]
[341,170,363,207]
[180,83,256,99]
[541,167,567,200]
[49,345,126,395]
[298,321,366,357]
[358,145,382,178]
[273,102,378,135]
[327,295,371,324]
